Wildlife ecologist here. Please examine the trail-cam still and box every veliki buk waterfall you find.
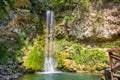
[44,10,57,73]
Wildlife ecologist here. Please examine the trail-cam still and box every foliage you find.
[52,0,78,12]
[100,38,120,48]
[0,0,119,73]
[24,46,44,71]
[29,0,49,15]
[23,36,45,71]
[14,0,30,8]
[55,52,70,69]
[0,33,24,64]
[55,40,75,69]
[72,0,90,23]
[0,0,14,20]
[0,7,44,68]
[29,0,78,23]
[63,14,75,23]
[54,0,120,23]
[73,48,108,65]
[55,39,72,53]
[0,45,9,64]
[91,0,120,5]
[55,40,108,71]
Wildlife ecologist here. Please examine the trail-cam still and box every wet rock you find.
[0,63,25,80]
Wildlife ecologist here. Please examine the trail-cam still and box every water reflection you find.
[19,73,101,80]
[44,74,54,80]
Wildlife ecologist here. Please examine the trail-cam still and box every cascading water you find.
[44,10,57,73]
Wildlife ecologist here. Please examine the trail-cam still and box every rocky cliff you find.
[56,3,120,41]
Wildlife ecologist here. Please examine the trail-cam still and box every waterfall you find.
[44,10,56,73]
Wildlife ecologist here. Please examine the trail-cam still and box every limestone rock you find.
[56,3,120,41]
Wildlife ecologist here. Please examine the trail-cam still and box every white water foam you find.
[36,71,62,74]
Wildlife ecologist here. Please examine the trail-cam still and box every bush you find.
[24,46,44,71]
[23,36,45,71]
[100,38,120,48]
[73,48,108,65]
[0,45,9,64]
[0,0,14,20]
[55,52,70,69]
[55,40,108,72]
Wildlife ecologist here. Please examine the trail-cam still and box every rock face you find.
[0,1,40,79]
[56,3,120,41]
[0,63,26,80]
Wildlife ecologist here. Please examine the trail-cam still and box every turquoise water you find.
[19,73,101,80]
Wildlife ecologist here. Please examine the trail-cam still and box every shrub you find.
[55,40,108,72]
[55,52,70,68]
[100,38,120,48]
[0,0,14,20]
[24,46,44,71]
[0,45,9,64]
[73,48,108,65]
[23,36,45,71]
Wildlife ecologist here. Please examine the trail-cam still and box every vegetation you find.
[0,45,9,64]
[0,0,14,20]
[23,46,44,71]
[100,38,120,48]
[55,40,108,72]
[0,32,24,64]
[0,0,120,75]
[23,36,45,71]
